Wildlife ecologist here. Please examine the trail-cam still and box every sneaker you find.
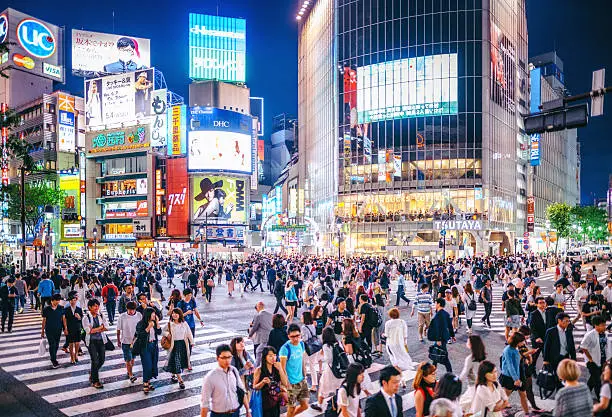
[310,405,323,412]
[52,361,60,369]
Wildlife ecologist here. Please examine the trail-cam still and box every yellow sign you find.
[136,240,155,248]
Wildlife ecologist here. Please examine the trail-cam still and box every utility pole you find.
[204,212,208,263]
[20,167,25,272]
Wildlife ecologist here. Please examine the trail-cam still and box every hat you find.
[137,72,148,79]
[194,178,223,201]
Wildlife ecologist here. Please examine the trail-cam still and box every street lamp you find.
[198,225,205,263]
[92,227,98,260]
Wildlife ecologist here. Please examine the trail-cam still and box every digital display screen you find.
[356,53,458,123]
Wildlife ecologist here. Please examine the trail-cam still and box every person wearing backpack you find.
[357,294,378,351]
[101,279,119,325]
[279,324,309,417]
[312,326,346,412]
[331,363,365,417]
[300,311,321,394]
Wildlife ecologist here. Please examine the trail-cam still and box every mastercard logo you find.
[13,54,35,70]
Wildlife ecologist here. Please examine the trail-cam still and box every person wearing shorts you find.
[116,301,141,382]
[500,332,529,414]
[279,324,309,417]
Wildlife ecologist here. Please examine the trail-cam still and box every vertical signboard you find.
[526,196,535,233]
[168,105,187,156]
[251,117,258,190]
[57,93,76,153]
[530,134,541,166]
[189,13,246,82]
[166,158,189,237]
[150,89,167,147]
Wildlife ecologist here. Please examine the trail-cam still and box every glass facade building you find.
[298,0,530,256]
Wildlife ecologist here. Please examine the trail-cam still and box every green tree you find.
[569,205,608,243]
[2,182,65,236]
[546,202,572,253]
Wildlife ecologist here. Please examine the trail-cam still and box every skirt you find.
[165,340,189,374]
[66,330,81,343]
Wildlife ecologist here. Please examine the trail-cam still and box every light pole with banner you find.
[92,227,98,260]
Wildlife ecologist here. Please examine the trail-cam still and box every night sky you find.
[3,0,611,203]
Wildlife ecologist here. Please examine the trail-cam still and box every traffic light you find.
[524,104,588,135]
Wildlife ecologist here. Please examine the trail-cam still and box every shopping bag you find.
[249,389,263,417]
[38,339,48,357]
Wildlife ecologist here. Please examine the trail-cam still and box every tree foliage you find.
[546,202,572,238]
[2,183,64,235]
[569,205,608,242]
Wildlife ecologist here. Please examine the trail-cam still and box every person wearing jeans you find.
[14,274,27,313]
[480,279,493,328]
[41,294,64,368]
[134,307,161,393]
[82,299,109,389]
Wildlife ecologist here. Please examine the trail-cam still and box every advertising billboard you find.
[150,89,167,147]
[86,125,149,154]
[250,97,264,136]
[0,8,64,82]
[71,29,150,77]
[189,13,246,82]
[191,176,247,225]
[168,105,187,156]
[57,93,76,153]
[490,21,516,113]
[84,68,154,128]
[355,53,458,123]
[104,201,148,218]
[166,158,189,237]
[187,107,253,174]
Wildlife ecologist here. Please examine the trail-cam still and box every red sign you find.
[166,158,189,237]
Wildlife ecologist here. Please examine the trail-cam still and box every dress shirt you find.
[558,325,568,356]
[382,390,397,417]
[201,365,245,412]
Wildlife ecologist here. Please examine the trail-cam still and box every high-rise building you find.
[528,52,580,252]
[297,0,530,256]
[266,113,297,185]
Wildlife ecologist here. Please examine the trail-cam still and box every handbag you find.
[232,368,245,407]
[161,323,172,350]
[536,365,558,399]
[249,389,263,417]
[428,344,448,363]
[303,326,323,355]
[105,338,115,351]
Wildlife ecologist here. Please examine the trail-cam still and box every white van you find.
[580,246,595,263]
[566,249,583,264]
[596,245,611,259]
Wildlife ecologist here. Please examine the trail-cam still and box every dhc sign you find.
[17,18,56,59]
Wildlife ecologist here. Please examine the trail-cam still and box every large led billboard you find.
[191,176,247,224]
[189,13,246,82]
[490,22,516,113]
[57,93,76,153]
[356,53,458,123]
[85,68,154,128]
[1,8,64,82]
[187,107,253,175]
[72,29,150,77]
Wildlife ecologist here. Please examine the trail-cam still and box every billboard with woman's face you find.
[191,176,246,224]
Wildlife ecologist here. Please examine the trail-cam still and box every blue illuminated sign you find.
[189,13,246,82]
[0,14,7,44]
[530,134,541,166]
[17,18,56,59]
[530,67,541,114]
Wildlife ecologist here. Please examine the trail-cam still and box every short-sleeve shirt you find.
[337,385,360,417]
[582,303,599,325]
[600,383,611,400]
[279,341,305,384]
[177,299,197,328]
[329,309,352,334]
[42,305,64,333]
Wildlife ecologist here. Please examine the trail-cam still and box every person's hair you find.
[141,307,156,323]
[322,326,337,345]
[421,283,429,291]
[545,296,554,306]
[272,313,286,329]
[436,297,446,308]
[126,301,137,310]
[475,361,497,387]
[216,343,232,358]
[556,312,570,322]
[87,298,100,308]
[287,323,301,335]
[183,288,192,296]
[170,307,184,322]
[557,359,581,382]
[260,346,277,368]
[469,335,486,362]
[230,336,247,361]
[507,289,515,298]
[429,398,455,417]
[592,315,606,327]
[51,293,62,301]
[590,294,599,302]
[464,282,473,294]
[6,277,15,284]
[170,289,181,300]
[518,325,531,336]
[137,293,147,301]
[312,305,323,318]
[116,36,136,50]
[388,307,400,319]
[508,331,525,348]
[413,361,437,390]
[302,311,313,325]
[359,294,369,303]
[535,296,545,304]
[344,362,364,398]
[342,318,359,338]
[434,373,462,402]
[380,364,402,385]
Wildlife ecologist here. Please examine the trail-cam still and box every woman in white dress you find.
[470,361,509,417]
[384,307,414,370]
[72,276,88,308]
[311,327,343,412]
[461,282,478,334]
[459,335,487,412]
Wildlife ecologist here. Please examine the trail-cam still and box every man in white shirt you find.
[573,280,590,328]
[116,301,142,382]
[580,315,612,398]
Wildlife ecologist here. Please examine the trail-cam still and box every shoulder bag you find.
[161,322,172,350]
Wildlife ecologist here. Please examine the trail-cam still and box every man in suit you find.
[543,312,576,382]
[427,298,454,372]
[529,296,547,366]
[249,301,272,359]
[365,365,403,417]
[544,296,561,330]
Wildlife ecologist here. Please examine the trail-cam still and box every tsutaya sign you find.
[433,220,483,231]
